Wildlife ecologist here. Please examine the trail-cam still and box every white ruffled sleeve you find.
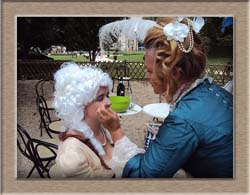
[109,136,145,178]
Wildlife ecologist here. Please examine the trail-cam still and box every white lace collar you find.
[169,75,213,112]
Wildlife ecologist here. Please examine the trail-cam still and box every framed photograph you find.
[1,0,249,194]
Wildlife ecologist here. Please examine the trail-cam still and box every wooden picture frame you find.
[1,0,249,194]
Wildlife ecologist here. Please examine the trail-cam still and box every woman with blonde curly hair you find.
[98,17,233,178]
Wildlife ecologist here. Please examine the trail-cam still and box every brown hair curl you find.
[144,17,207,102]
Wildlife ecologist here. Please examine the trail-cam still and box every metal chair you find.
[35,79,55,123]
[35,79,55,109]
[35,79,60,138]
[17,124,58,178]
[36,96,61,138]
[35,79,54,98]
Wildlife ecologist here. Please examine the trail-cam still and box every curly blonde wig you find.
[144,17,207,103]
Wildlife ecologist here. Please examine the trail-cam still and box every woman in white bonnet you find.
[50,62,116,178]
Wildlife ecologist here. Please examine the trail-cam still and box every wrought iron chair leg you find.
[39,123,43,137]
[39,109,53,138]
[26,165,35,178]
[45,127,53,138]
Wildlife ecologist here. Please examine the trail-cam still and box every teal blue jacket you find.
[123,79,233,178]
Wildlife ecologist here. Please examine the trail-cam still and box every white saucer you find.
[142,103,170,119]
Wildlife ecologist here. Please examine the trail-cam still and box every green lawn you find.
[49,51,232,65]
[49,54,89,62]
[114,51,232,64]
[207,56,232,65]
[115,51,144,62]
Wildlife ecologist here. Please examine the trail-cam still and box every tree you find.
[17,17,123,61]
[17,17,233,60]
[200,17,233,57]
[17,17,63,59]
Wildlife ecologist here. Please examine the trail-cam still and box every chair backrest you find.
[17,124,58,178]
[28,138,58,178]
[17,124,33,161]
[35,79,54,100]
[36,95,52,124]
[36,95,60,138]
[116,63,130,78]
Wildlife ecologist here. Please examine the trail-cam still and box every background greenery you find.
[18,17,233,63]
[49,51,232,65]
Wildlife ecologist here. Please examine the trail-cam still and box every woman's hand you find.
[97,105,121,132]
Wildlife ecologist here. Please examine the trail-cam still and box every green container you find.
[109,96,130,113]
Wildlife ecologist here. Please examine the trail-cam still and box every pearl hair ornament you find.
[177,18,195,53]
[155,17,205,53]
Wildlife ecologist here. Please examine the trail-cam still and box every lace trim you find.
[169,75,213,111]
[109,136,145,178]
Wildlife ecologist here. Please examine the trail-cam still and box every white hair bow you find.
[192,17,205,33]
[163,17,205,43]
